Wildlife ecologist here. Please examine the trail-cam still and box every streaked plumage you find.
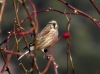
[18,20,58,60]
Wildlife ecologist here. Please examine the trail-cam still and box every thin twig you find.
[28,0,38,33]
[59,0,100,28]
[14,0,30,51]
[0,36,22,73]
[90,0,100,15]
[21,1,38,74]
[49,37,61,74]
[41,59,52,74]
[22,0,35,27]
[0,48,11,74]
[0,0,6,22]
[64,10,75,74]
[19,60,28,74]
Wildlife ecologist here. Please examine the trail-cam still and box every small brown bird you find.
[18,20,58,60]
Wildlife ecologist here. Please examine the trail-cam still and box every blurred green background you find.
[0,0,100,74]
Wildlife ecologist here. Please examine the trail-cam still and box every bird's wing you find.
[38,27,50,37]
[36,27,51,49]
[37,27,50,43]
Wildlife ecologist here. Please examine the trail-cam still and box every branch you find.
[0,0,6,22]
[59,0,100,28]
[90,0,100,15]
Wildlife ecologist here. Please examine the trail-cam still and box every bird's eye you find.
[53,23,56,26]
[52,23,56,28]
[48,21,57,29]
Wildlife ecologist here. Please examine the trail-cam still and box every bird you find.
[18,20,58,60]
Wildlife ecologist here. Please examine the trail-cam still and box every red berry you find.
[63,32,70,38]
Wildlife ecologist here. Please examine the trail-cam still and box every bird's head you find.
[47,20,58,30]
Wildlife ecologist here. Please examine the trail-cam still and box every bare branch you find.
[90,0,100,15]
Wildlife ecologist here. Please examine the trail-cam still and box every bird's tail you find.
[18,50,29,60]
[18,46,34,60]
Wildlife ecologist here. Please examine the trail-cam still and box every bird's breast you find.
[36,29,58,50]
